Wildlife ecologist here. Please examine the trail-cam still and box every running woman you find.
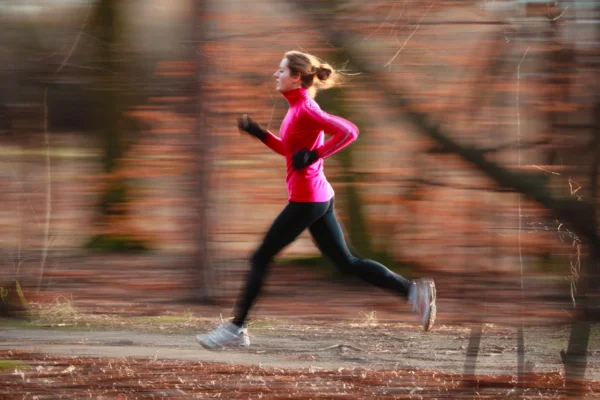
[196,51,436,350]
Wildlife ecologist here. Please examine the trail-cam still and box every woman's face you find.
[273,58,300,93]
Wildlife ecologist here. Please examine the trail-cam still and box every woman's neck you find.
[282,87,308,105]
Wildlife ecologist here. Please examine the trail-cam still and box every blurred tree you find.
[303,0,401,276]
[190,0,216,302]
[317,89,373,256]
[85,0,148,251]
[560,101,599,387]
[317,75,401,274]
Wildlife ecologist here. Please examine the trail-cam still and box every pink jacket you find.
[261,87,358,202]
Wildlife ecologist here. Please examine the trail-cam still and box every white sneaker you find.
[408,278,436,332]
[195,322,250,350]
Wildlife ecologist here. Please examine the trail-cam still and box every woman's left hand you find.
[292,149,319,169]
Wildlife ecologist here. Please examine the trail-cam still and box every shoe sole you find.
[195,335,250,351]
[196,335,224,351]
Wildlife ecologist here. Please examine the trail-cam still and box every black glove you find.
[237,114,267,141]
[292,149,319,170]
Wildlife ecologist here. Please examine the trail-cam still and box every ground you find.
[1,257,600,398]
[1,322,600,399]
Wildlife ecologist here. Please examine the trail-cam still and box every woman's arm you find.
[262,130,286,156]
[302,104,359,159]
[238,114,285,157]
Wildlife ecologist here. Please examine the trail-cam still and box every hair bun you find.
[316,65,332,81]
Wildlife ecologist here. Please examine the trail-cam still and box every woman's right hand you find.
[237,114,267,141]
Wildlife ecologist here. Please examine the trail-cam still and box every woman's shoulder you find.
[298,96,322,116]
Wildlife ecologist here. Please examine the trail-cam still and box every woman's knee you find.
[333,254,360,274]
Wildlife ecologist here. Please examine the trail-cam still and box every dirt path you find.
[2,321,599,380]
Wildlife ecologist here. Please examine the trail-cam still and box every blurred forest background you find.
[0,0,599,388]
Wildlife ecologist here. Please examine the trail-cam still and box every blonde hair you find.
[284,51,338,98]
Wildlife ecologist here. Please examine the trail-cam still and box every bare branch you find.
[384,2,434,68]
[288,0,599,248]
[427,139,550,155]
[411,178,508,193]
[55,1,94,75]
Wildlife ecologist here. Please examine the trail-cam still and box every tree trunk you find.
[96,0,122,175]
[317,86,374,258]
[85,0,147,251]
[561,7,600,385]
[191,0,214,302]
[562,100,600,391]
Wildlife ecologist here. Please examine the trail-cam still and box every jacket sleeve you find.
[302,105,359,159]
[262,130,286,156]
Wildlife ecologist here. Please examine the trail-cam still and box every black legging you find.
[232,197,412,327]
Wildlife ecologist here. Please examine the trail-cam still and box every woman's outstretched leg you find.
[309,198,436,331]
[196,201,329,350]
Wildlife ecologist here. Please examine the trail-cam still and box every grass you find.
[84,234,150,252]
[274,255,340,277]
[274,255,323,266]
[248,320,274,329]
[0,360,25,370]
[1,301,282,336]
[350,311,379,327]
[130,313,207,332]
[275,254,413,280]
[2,299,217,334]
[133,315,196,324]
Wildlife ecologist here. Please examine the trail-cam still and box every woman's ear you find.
[293,73,301,84]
